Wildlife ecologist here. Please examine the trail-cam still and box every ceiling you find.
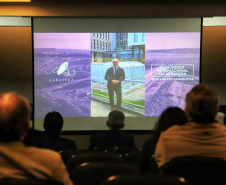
[1,0,226,17]
[0,0,226,82]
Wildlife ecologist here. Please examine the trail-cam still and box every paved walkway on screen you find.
[91,99,141,117]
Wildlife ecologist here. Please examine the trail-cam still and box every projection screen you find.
[33,18,201,131]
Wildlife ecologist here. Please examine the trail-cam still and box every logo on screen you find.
[151,64,194,77]
[45,62,76,77]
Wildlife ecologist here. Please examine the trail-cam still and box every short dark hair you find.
[107,110,125,129]
[43,111,63,136]
[152,106,187,148]
[185,84,219,123]
[0,92,30,142]
[155,106,187,132]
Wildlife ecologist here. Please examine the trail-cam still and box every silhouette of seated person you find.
[0,92,73,185]
[42,111,77,152]
[89,110,135,154]
[23,128,45,147]
[155,84,226,167]
[136,107,187,174]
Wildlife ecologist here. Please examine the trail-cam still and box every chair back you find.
[161,156,226,185]
[70,162,140,185]
[100,175,188,185]
[67,152,124,173]
[60,149,97,166]
[105,147,140,156]
[124,151,141,163]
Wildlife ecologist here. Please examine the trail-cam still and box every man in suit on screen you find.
[105,58,125,110]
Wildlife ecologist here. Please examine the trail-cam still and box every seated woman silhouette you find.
[136,107,187,173]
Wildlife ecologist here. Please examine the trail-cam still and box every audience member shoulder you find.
[26,145,62,160]
[215,121,226,130]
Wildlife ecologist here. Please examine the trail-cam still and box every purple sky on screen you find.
[145,32,200,50]
[34,33,90,49]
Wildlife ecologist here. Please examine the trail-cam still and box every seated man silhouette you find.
[155,84,226,167]
[89,110,135,153]
[0,92,73,185]
[42,111,77,152]
[23,129,45,148]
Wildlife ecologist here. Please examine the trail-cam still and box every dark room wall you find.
[0,26,32,102]
[1,0,226,147]
[1,24,226,149]
[201,26,226,105]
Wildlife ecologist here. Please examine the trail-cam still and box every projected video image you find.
[34,32,200,118]
[145,33,200,116]
[34,33,91,117]
[91,33,145,117]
